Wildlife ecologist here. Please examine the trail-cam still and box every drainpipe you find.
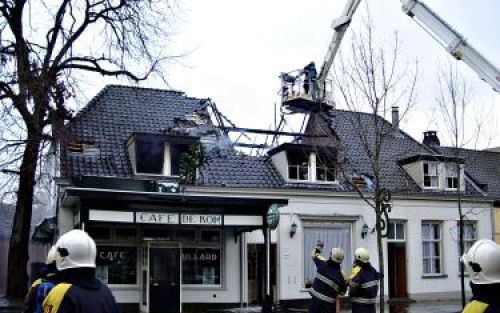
[240,232,244,308]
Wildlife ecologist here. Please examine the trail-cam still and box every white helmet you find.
[331,247,344,263]
[461,239,500,285]
[46,245,57,264]
[55,229,97,270]
[354,247,370,263]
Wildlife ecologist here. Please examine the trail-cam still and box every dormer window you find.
[445,163,459,189]
[423,162,439,188]
[127,133,197,177]
[288,152,309,181]
[315,152,336,182]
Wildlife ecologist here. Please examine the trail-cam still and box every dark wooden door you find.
[149,247,180,313]
[389,243,407,298]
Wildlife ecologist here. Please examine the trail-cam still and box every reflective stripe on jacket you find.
[349,262,380,306]
[310,249,347,304]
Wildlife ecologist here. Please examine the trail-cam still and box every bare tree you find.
[434,61,496,308]
[331,16,417,312]
[0,0,176,299]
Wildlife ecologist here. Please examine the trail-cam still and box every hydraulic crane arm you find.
[317,0,362,87]
[401,0,500,92]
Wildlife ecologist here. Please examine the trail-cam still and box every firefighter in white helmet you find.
[42,229,119,313]
[308,241,347,313]
[460,239,500,313]
[23,246,58,313]
[348,248,380,313]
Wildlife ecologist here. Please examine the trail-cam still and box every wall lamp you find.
[290,222,298,238]
[361,223,369,239]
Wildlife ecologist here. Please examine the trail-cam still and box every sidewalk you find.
[0,297,22,313]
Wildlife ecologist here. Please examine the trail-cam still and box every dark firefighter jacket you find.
[42,268,119,313]
[349,260,380,306]
[310,249,347,303]
[462,283,500,313]
[23,269,58,313]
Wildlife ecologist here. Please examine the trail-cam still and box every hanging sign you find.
[266,204,280,230]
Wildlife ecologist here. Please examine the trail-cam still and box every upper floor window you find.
[287,150,336,183]
[315,152,336,182]
[423,162,439,188]
[287,151,309,181]
[127,134,196,176]
[445,163,459,189]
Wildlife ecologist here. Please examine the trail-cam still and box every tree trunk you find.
[376,203,385,313]
[6,132,41,299]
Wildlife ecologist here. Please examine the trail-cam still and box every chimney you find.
[391,106,399,131]
[422,130,440,146]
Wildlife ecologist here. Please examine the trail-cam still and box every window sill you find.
[421,274,448,279]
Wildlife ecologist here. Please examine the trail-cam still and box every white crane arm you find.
[401,0,500,92]
[317,0,362,85]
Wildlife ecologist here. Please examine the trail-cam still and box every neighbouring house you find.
[0,202,48,296]
[55,85,499,312]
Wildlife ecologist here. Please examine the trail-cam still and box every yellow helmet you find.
[330,247,344,263]
[354,247,370,263]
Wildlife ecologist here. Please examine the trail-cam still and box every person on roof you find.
[308,241,347,313]
[348,248,380,313]
[42,229,119,313]
[460,239,500,313]
[23,246,58,313]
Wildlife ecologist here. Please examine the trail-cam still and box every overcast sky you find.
[87,0,500,149]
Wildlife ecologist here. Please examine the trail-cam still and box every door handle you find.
[150,278,159,286]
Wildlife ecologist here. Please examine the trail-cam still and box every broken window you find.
[287,151,309,181]
[315,152,336,182]
[136,140,165,174]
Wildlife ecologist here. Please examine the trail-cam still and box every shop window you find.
[182,247,221,285]
[200,230,221,243]
[115,228,137,241]
[180,228,222,286]
[96,245,137,284]
[87,226,111,240]
[176,229,196,242]
[143,228,171,239]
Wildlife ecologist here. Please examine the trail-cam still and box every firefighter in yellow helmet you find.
[349,248,380,313]
[460,239,500,313]
[309,241,347,313]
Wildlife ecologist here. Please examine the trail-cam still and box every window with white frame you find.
[458,221,477,253]
[423,162,439,188]
[422,222,443,275]
[303,223,351,286]
[445,163,459,189]
[387,221,405,241]
[287,150,336,182]
[287,151,309,181]
[315,152,336,182]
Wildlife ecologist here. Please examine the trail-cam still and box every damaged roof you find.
[61,85,283,188]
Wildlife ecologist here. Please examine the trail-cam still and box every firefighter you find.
[348,248,380,313]
[460,239,500,313]
[23,246,58,313]
[42,229,119,313]
[309,242,347,313]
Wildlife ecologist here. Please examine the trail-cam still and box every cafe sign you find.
[135,212,221,225]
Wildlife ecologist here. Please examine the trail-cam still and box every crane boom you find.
[401,0,500,92]
[317,0,362,87]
